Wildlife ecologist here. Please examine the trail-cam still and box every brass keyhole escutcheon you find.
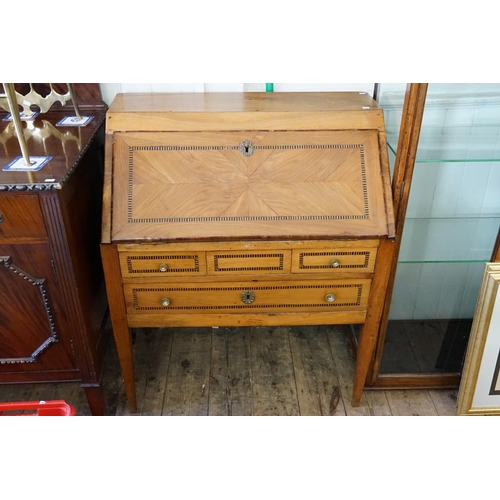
[161,297,171,307]
[241,290,255,304]
[159,263,168,272]
[239,140,254,157]
[325,294,335,303]
[330,259,340,268]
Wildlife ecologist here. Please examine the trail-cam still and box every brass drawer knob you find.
[241,290,255,304]
[159,263,168,272]
[160,297,171,307]
[325,294,336,303]
[330,259,340,268]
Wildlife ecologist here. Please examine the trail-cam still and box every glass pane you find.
[377,83,500,376]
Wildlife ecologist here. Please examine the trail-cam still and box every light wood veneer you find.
[102,92,396,412]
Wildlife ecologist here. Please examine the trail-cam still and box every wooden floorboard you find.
[0,325,460,416]
[327,326,392,416]
[385,390,439,416]
[250,326,300,416]
[162,328,212,416]
[290,325,346,416]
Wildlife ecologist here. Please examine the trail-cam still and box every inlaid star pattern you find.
[130,144,367,222]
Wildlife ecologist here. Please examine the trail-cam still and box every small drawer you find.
[292,248,377,274]
[0,195,46,241]
[207,250,291,275]
[124,279,371,314]
[119,251,207,278]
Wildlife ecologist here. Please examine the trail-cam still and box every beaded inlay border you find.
[126,255,200,274]
[298,251,371,269]
[213,253,285,272]
[0,256,58,364]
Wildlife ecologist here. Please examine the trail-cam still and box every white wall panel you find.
[100,83,377,105]
[204,83,245,92]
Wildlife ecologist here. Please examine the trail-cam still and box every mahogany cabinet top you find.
[0,111,106,191]
[0,84,106,191]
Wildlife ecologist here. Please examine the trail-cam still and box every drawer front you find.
[207,250,291,275]
[119,251,207,278]
[124,279,371,314]
[0,195,46,241]
[292,248,377,274]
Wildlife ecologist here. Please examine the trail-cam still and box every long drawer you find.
[124,279,371,315]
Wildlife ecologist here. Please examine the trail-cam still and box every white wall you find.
[99,83,376,105]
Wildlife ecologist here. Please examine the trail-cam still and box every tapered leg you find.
[101,244,137,413]
[352,238,396,406]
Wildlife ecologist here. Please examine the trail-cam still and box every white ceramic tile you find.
[422,218,479,261]
[430,162,464,217]
[99,83,121,105]
[473,105,500,126]
[244,83,266,92]
[482,163,500,214]
[459,262,488,318]
[398,219,429,262]
[273,83,375,94]
[443,107,476,128]
[455,163,491,216]
[405,164,439,218]
[421,107,446,128]
[388,264,422,320]
[204,83,245,92]
[120,83,152,93]
[150,83,204,92]
[436,263,469,319]
[412,264,446,320]
[466,217,500,260]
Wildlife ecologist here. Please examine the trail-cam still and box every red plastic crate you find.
[0,400,76,416]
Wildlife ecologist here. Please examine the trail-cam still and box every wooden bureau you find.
[102,92,396,412]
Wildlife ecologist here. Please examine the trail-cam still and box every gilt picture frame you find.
[458,263,500,415]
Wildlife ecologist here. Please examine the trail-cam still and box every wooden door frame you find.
[366,83,429,386]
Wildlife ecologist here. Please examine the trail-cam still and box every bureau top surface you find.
[106,92,384,133]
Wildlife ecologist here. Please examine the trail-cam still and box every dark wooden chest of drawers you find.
[0,84,108,415]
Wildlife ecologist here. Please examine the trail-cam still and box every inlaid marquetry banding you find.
[126,143,369,224]
[131,284,363,310]
[130,144,362,152]
[126,255,200,273]
[213,253,284,272]
[298,252,371,269]
[360,148,369,217]
[0,256,58,364]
